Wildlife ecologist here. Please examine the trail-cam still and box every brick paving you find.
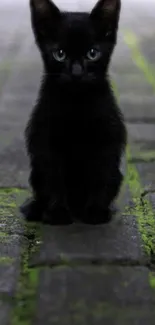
[0,1,155,324]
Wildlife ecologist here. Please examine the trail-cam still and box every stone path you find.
[0,1,155,324]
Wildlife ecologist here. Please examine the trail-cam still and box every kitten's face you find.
[30,0,121,84]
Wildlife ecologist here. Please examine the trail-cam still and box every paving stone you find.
[0,139,29,187]
[0,234,27,295]
[127,124,155,143]
[120,96,155,123]
[34,266,155,325]
[0,4,31,98]
[0,9,28,63]
[121,102,155,122]
[131,141,155,153]
[0,189,29,234]
[0,190,28,324]
[0,197,27,294]
[136,162,155,189]
[120,0,155,39]
[140,37,155,65]
[31,213,145,266]
[111,71,155,96]
[120,94,155,108]
[0,190,28,299]
[0,300,12,325]
[0,43,41,188]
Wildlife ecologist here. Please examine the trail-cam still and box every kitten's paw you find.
[20,198,43,222]
[43,205,73,225]
[81,205,113,225]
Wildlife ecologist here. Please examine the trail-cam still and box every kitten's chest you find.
[46,94,107,147]
[50,111,104,151]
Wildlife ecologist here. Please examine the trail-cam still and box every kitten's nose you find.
[71,62,83,79]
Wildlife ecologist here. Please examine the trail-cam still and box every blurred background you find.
[0,0,155,187]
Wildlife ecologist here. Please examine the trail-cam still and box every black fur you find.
[21,0,127,224]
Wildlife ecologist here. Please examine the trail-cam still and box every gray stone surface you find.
[136,162,155,189]
[0,300,12,325]
[0,1,42,187]
[34,266,155,325]
[0,192,28,295]
[127,124,155,143]
[131,141,155,153]
[31,214,145,267]
[0,234,27,323]
[140,37,155,65]
[0,235,23,294]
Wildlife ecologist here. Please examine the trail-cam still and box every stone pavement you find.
[0,1,155,324]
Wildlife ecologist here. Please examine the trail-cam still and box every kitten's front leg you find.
[87,170,122,224]
[84,151,123,224]
[20,155,72,225]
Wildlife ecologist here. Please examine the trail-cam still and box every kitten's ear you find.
[30,0,61,19]
[90,0,120,20]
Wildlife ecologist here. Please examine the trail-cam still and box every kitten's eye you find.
[86,49,101,62]
[53,49,66,62]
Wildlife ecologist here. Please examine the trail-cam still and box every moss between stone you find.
[149,272,155,289]
[121,35,155,257]
[0,256,15,264]
[0,187,41,325]
[112,83,155,258]
[0,188,26,233]
[48,301,155,324]
[12,248,40,325]
[126,148,155,257]
[129,150,155,162]
[11,218,42,325]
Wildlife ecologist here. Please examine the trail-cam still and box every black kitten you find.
[21,0,127,225]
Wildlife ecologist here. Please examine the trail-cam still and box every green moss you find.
[0,187,41,324]
[126,132,155,257]
[113,37,155,254]
[59,253,71,264]
[12,219,42,325]
[111,83,155,257]
[0,233,10,243]
[0,256,14,264]
[0,188,24,214]
[25,222,43,254]
[0,231,8,238]
[149,272,155,289]
[12,231,41,325]
[130,150,155,162]
[122,31,155,255]
[0,187,23,194]
[122,281,129,288]
[12,249,40,325]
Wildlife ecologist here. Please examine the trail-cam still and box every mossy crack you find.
[29,257,150,269]
[0,187,41,325]
[12,222,41,325]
